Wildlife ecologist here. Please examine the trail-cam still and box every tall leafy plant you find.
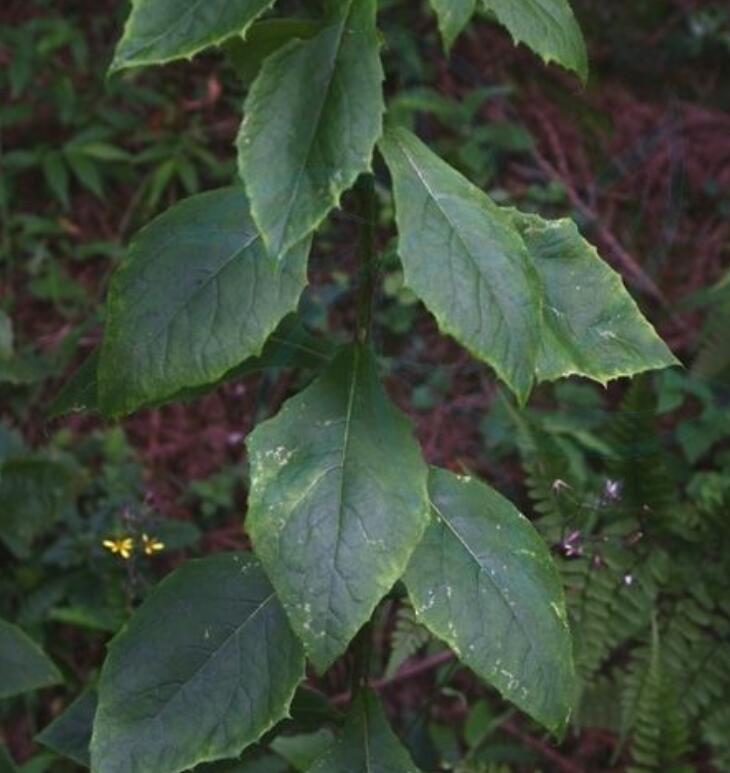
[53,0,678,770]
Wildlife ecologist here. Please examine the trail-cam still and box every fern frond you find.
[386,602,430,677]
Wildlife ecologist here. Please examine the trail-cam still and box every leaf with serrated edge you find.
[379,126,541,404]
[405,468,575,734]
[0,619,62,699]
[430,0,476,50]
[247,344,430,672]
[480,0,588,81]
[98,187,309,417]
[237,0,384,258]
[90,553,304,773]
[111,0,277,72]
[507,209,679,384]
[308,690,420,772]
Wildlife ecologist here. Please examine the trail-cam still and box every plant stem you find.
[354,173,377,344]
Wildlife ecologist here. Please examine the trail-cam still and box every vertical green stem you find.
[354,173,377,344]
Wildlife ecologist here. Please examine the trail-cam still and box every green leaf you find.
[98,187,310,417]
[480,0,588,81]
[36,690,97,767]
[307,691,420,772]
[42,152,69,209]
[223,19,322,85]
[247,344,429,672]
[271,729,334,770]
[379,126,542,404]
[0,310,14,361]
[404,468,575,734]
[111,0,277,72]
[237,0,384,258]
[51,316,332,418]
[0,619,63,699]
[0,459,76,558]
[430,0,476,50]
[507,209,680,384]
[90,553,305,773]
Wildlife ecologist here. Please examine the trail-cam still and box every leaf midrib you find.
[272,1,355,251]
[120,592,275,723]
[430,499,545,681]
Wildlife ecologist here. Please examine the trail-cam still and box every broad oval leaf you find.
[430,0,476,50]
[0,618,63,699]
[507,209,679,383]
[98,187,310,417]
[90,552,305,773]
[404,468,575,734]
[379,126,542,404]
[480,0,588,81]
[111,0,277,72]
[237,0,384,258]
[307,691,420,772]
[247,344,430,672]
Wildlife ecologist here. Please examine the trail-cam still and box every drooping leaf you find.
[223,19,322,85]
[237,0,384,258]
[111,0,277,72]
[90,553,305,773]
[479,0,588,81]
[379,126,542,404]
[0,619,63,699]
[37,690,97,767]
[98,188,310,417]
[430,0,476,50]
[507,209,679,384]
[307,691,420,772]
[246,344,429,672]
[51,316,332,418]
[0,458,76,558]
[404,468,575,734]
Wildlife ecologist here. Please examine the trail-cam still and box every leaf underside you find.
[246,344,430,672]
[90,553,305,773]
[405,467,576,734]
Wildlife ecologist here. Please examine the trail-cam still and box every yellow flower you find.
[141,533,165,556]
[102,537,134,559]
